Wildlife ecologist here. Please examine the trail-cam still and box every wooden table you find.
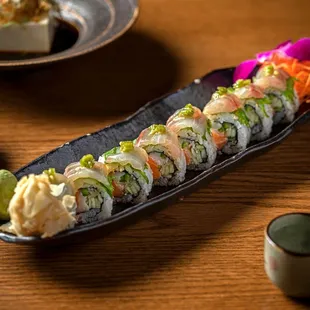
[1,0,310,309]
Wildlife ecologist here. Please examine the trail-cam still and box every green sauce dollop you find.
[263,65,275,76]
[80,154,95,169]
[150,124,166,135]
[120,141,134,153]
[212,87,228,100]
[233,79,251,89]
[178,104,195,117]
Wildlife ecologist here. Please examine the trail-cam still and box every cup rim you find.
[265,212,310,257]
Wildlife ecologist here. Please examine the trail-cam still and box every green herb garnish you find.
[233,109,250,126]
[103,147,119,160]
[256,97,272,117]
[206,119,212,135]
[256,97,272,105]
[283,77,296,102]
[80,154,95,169]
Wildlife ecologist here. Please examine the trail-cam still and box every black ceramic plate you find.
[1,67,309,245]
[0,0,139,69]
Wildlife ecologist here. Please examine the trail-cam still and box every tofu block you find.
[0,13,56,53]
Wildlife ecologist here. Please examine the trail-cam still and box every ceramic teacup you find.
[264,212,310,298]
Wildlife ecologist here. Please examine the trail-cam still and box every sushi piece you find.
[166,103,217,170]
[253,64,299,124]
[203,87,251,155]
[64,154,113,224]
[98,141,153,204]
[0,169,77,238]
[135,124,186,186]
[232,79,274,141]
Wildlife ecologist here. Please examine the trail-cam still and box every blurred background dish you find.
[0,0,139,69]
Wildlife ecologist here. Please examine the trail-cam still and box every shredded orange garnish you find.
[262,52,310,104]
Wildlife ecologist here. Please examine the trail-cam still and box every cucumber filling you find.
[113,171,141,197]
[269,94,286,123]
[283,77,296,103]
[244,104,262,135]
[78,186,106,211]
[217,122,237,146]
[181,139,207,165]
[270,94,284,112]
[149,152,175,178]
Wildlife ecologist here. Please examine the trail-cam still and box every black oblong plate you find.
[1,67,309,245]
[0,0,139,69]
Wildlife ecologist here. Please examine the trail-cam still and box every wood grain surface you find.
[1,0,310,309]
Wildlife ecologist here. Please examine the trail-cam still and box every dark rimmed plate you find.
[1,67,309,245]
[0,0,139,69]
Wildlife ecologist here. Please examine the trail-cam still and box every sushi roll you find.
[232,79,274,141]
[203,87,251,155]
[98,141,153,204]
[64,154,113,224]
[253,64,299,124]
[135,124,186,186]
[166,103,217,170]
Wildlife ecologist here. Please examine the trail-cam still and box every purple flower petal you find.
[256,50,273,63]
[234,37,310,83]
[233,59,258,82]
[276,40,292,50]
[256,40,293,63]
[285,38,310,61]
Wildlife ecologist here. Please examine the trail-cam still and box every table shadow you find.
[0,29,181,119]
[30,190,248,291]
[26,139,310,295]
[289,297,310,306]
[0,152,9,170]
